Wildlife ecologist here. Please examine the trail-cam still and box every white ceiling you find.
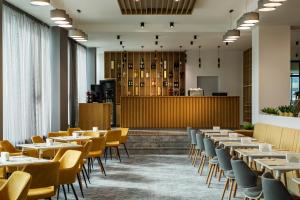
[5,0,300,51]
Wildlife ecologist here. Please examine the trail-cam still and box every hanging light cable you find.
[217,46,221,68]
[198,46,202,68]
[223,9,240,43]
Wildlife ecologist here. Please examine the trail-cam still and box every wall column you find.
[0,0,3,140]
[87,47,97,88]
[252,25,291,123]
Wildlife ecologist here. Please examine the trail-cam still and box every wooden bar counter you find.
[121,96,240,129]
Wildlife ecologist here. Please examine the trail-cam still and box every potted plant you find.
[234,122,254,137]
[261,107,279,115]
[278,105,295,117]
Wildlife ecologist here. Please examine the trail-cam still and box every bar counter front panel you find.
[121,96,240,129]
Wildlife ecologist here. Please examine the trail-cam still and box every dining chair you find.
[0,171,32,200]
[187,127,192,157]
[87,134,107,176]
[216,147,236,200]
[231,157,262,200]
[67,127,81,136]
[48,132,69,138]
[57,150,83,200]
[119,128,130,158]
[78,140,93,190]
[262,172,293,200]
[189,129,197,161]
[105,130,122,162]
[193,132,205,167]
[82,131,101,137]
[31,136,55,159]
[203,138,219,187]
[22,161,60,200]
[0,140,37,158]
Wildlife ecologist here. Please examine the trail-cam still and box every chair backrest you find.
[48,132,69,138]
[106,130,122,143]
[31,136,44,144]
[187,127,192,140]
[196,133,205,151]
[120,128,129,143]
[261,172,293,200]
[216,147,232,171]
[22,162,59,191]
[91,134,107,152]
[81,140,93,158]
[52,146,81,162]
[0,140,18,153]
[203,138,216,157]
[231,157,257,188]
[190,129,197,145]
[0,171,32,200]
[67,127,81,136]
[59,150,82,170]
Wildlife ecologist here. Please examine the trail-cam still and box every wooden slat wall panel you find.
[121,96,240,129]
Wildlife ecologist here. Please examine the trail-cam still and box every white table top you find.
[203,132,242,137]
[235,148,287,159]
[200,129,232,133]
[254,158,300,171]
[17,142,82,150]
[211,136,254,142]
[221,141,264,149]
[0,155,50,167]
[50,136,93,142]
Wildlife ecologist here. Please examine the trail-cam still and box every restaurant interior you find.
[0,0,300,199]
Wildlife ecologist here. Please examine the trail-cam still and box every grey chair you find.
[189,129,197,161]
[203,138,218,187]
[231,157,262,200]
[216,147,235,200]
[262,172,293,200]
[187,127,192,157]
[192,132,205,167]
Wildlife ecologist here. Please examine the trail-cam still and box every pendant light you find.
[59,18,73,28]
[54,14,71,25]
[217,46,221,68]
[237,12,259,30]
[198,46,202,68]
[258,0,285,12]
[68,9,88,42]
[50,9,67,21]
[223,10,240,43]
[30,0,50,6]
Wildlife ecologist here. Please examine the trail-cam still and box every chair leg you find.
[56,185,60,200]
[208,164,216,188]
[104,147,108,163]
[218,169,223,182]
[200,156,206,175]
[70,183,79,200]
[83,164,91,183]
[62,185,67,200]
[81,170,88,188]
[221,178,229,200]
[192,149,197,166]
[197,154,204,173]
[77,173,84,198]
[109,147,112,160]
[206,164,213,184]
[233,180,237,198]
[123,143,130,158]
[97,157,107,176]
[188,143,192,157]
[116,147,122,162]
[228,180,235,200]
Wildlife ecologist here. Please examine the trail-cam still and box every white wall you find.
[186,50,244,123]
[96,48,104,83]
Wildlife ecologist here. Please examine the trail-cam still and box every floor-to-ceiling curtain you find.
[76,44,88,104]
[3,5,52,144]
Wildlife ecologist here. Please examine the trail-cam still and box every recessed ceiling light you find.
[50,9,67,21]
[140,22,145,29]
[30,0,50,6]
[170,22,174,28]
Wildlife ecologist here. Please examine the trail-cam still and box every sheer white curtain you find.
[76,44,87,103]
[3,5,52,144]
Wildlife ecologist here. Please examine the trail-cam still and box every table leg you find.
[38,150,42,159]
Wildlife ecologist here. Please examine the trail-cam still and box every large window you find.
[291,61,300,102]
[76,44,87,103]
[3,5,52,144]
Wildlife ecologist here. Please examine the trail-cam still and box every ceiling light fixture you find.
[30,0,50,6]
[117,35,120,40]
[140,22,145,29]
[223,9,240,43]
[58,18,73,28]
[190,41,193,45]
[237,12,259,30]
[50,9,67,21]
[194,35,197,40]
[120,41,123,45]
[170,22,174,28]
[69,29,85,38]
[155,41,158,45]
[258,0,284,12]
[198,46,201,68]
[54,15,71,25]
[156,35,159,40]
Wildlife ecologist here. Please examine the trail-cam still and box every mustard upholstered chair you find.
[105,130,122,162]
[0,140,37,157]
[82,131,101,137]
[22,162,59,200]
[119,128,130,158]
[48,131,69,138]
[31,136,55,159]
[87,135,107,176]
[79,140,93,187]
[67,128,81,136]
[57,150,83,200]
[0,171,32,200]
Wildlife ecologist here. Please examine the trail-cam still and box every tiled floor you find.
[60,155,243,200]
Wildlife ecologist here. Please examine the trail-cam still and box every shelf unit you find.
[243,48,252,122]
[105,51,186,104]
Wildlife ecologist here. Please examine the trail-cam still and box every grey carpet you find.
[59,155,244,200]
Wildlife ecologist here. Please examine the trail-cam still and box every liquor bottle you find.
[140,70,144,78]
[163,70,167,79]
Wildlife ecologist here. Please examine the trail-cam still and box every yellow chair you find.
[67,128,81,136]
[120,128,130,158]
[82,131,101,137]
[87,135,107,176]
[0,140,37,157]
[22,162,59,200]
[105,130,122,162]
[48,132,69,138]
[31,136,55,159]
[0,171,32,200]
[57,150,83,200]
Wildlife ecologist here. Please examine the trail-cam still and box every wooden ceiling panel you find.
[118,0,196,15]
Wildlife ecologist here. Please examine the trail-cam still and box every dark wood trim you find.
[3,1,49,27]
